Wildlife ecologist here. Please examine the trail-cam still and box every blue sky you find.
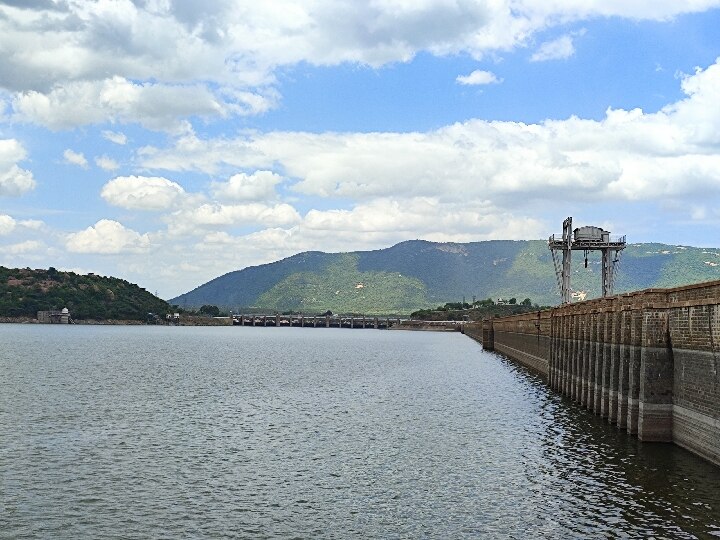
[1,1,720,298]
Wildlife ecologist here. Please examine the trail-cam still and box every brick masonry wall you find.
[463,279,720,467]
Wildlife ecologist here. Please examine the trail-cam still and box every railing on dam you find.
[463,280,720,467]
[232,314,401,329]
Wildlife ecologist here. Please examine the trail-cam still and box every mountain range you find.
[169,240,720,315]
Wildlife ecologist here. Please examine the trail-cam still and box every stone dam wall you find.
[463,280,720,467]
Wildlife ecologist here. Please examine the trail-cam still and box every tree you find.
[521,298,532,306]
[509,298,517,304]
[199,304,221,317]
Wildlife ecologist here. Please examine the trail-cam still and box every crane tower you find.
[548,217,626,304]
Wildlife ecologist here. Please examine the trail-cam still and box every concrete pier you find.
[233,313,396,330]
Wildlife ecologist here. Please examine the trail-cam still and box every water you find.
[1,324,719,539]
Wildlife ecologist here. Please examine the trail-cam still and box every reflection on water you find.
[1,324,718,538]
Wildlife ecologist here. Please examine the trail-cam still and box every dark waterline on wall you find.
[1,325,718,538]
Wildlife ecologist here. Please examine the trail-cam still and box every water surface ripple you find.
[1,325,719,538]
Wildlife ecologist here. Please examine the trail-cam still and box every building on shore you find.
[37,308,70,324]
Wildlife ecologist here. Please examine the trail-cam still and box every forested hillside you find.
[0,266,170,320]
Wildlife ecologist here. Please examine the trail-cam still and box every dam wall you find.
[464,280,720,467]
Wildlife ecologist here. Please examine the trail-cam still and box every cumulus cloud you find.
[102,130,127,145]
[1,1,718,128]
[167,202,301,234]
[63,148,88,168]
[302,198,542,240]
[456,69,501,85]
[95,155,119,171]
[12,77,238,131]
[65,219,151,254]
[211,171,284,201]
[0,139,36,196]
[140,57,720,210]
[0,215,44,236]
[531,35,576,62]
[2,240,44,255]
[0,214,15,235]
[101,175,186,211]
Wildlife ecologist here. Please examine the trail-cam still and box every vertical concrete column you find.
[576,313,583,401]
[637,308,674,441]
[586,311,597,410]
[608,310,622,424]
[557,314,565,394]
[572,313,580,402]
[580,311,590,406]
[326,315,330,328]
[568,314,580,400]
[482,318,495,351]
[550,310,560,391]
[374,317,378,329]
[594,311,605,414]
[580,312,593,407]
[617,310,630,429]
[600,310,613,418]
[563,314,571,396]
[574,312,583,402]
[548,314,554,389]
[568,313,575,399]
[627,309,643,434]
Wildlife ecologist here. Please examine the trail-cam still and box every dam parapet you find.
[464,279,720,467]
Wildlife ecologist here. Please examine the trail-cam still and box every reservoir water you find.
[1,324,719,538]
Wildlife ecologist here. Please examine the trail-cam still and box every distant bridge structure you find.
[549,216,627,304]
[232,314,401,329]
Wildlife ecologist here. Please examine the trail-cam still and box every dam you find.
[464,279,720,467]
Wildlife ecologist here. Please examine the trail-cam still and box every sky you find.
[1,1,720,299]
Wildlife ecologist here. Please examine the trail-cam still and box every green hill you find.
[170,240,720,315]
[0,266,171,320]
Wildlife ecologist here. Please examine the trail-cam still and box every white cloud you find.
[0,139,35,196]
[211,171,284,201]
[168,202,301,233]
[0,215,44,236]
[101,175,186,211]
[12,77,233,131]
[63,148,88,168]
[456,69,501,85]
[531,35,575,62]
[102,130,128,145]
[95,155,120,171]
[1,1,718,129]
[2,240,44,255]
[0,214,15,235]
[19,219,44,230]
[65,219,151,254]
[140,57,720,210]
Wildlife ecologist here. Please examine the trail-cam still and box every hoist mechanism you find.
[548,217,627,304]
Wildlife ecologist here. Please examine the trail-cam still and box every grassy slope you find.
[256,253,428,314]
[0,266,170,320]
[170,240,720,314]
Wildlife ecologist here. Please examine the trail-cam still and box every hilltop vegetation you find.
[0,266,171,320]
[171,240,720,315]
[411,299,546,321]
